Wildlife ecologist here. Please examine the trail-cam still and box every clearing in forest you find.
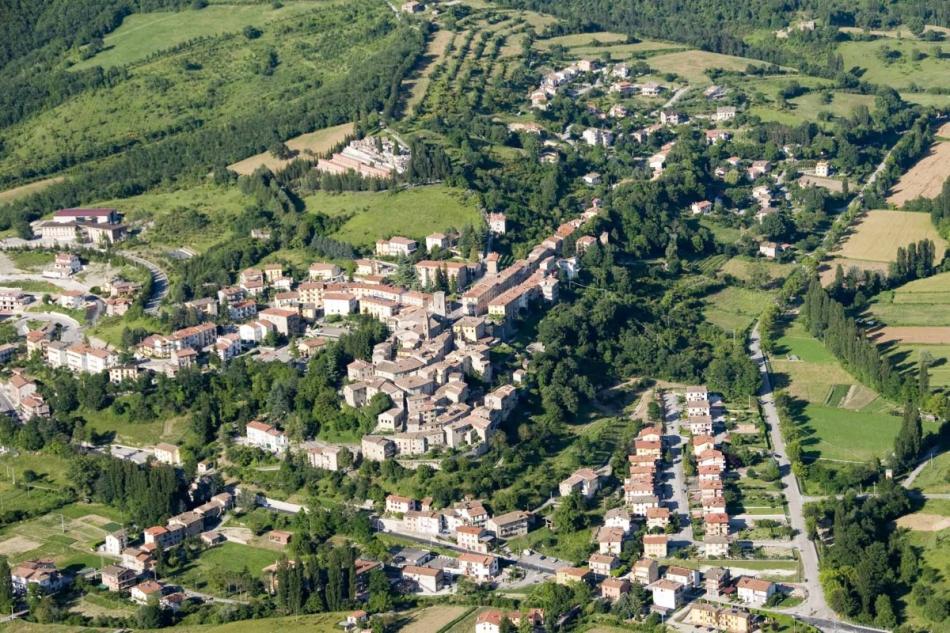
[227,123,355,176]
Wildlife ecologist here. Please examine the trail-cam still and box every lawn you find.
[702,286,773,333]
[72,2,325,70]
[912,451,950,494]
[303,186,482,248]
[647,50,779,83]
[90,313,167,348]
[7,251,53,270]
[799,403,902,462]
[0,452,75,517]
[837,39,950,92]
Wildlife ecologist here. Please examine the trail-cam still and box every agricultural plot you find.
[647,50,778,84]
[303,185,482,247]
[0,502,125,570]
[403,29,456,116]
[770,317,903,463]
[227,123,355,175]
[399,606,472,632]
[837,39,950,92]
[702,286,773,333]
[822,210,947,284]
[867,272,950,388]
[887,121,950,206]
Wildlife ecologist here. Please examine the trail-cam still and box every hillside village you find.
[0,0,947,631]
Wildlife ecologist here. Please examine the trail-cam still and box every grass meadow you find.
[303,185,482,247]
[702,286,773,333]
[837,39,950,92]
[647,50,777,83]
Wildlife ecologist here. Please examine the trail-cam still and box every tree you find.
[705,346,760,400]
[0,557,13,612]
[874,594,897,629]
[552,490,586,532]
[366,569,392,613]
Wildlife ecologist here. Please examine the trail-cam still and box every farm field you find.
[0,452,75,517]
[3,612,355,633]
[404,29,456,115]
[770,317,903,464]
[0,502,125,571]
[822,210,946,284]
[227,123,355,176]
[398,605,472,632]
[441,606,492,633]
[702,286,773,333]
[887,122,950,206]
[534,31,629,48]
[837,39,950,92]
[647,50,778,84]
[302,185,482,247]
[72,2,326,70]
[867,272,950,388]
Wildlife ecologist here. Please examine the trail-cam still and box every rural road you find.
[748,325,831,622]
[120,251,168,314]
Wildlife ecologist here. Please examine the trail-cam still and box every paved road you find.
[661,391,693,542]
[902,446,947,488]
[748,325,831,622]
[12,311,82,343]
[661,86,691,110]
[120,251,168,314]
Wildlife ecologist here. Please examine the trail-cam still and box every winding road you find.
[120,251,168,314]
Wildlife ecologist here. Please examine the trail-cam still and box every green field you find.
[838,39,950,92]
[303,185,482,247]
[750,90,876,126]
[770,317,904,464]
[703,286,773,333]
[0,453,75,517]
[719,256,796,283]
[3,612,352,633]
[73,3,323,70]
[902,526,950,628]
[0,0,400,183]
[867,272,950,388]
[80,405,189,447]
[648,50,778,83]
[170,542,282,594]
[913,451,950,494]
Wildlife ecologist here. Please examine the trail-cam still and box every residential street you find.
[661,391,694,544]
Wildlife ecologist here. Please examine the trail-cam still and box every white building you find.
[245,421,289,454]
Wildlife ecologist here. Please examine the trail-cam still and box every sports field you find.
[304,185,482,247]
[887,122,950,206]
[227,123,355,175]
